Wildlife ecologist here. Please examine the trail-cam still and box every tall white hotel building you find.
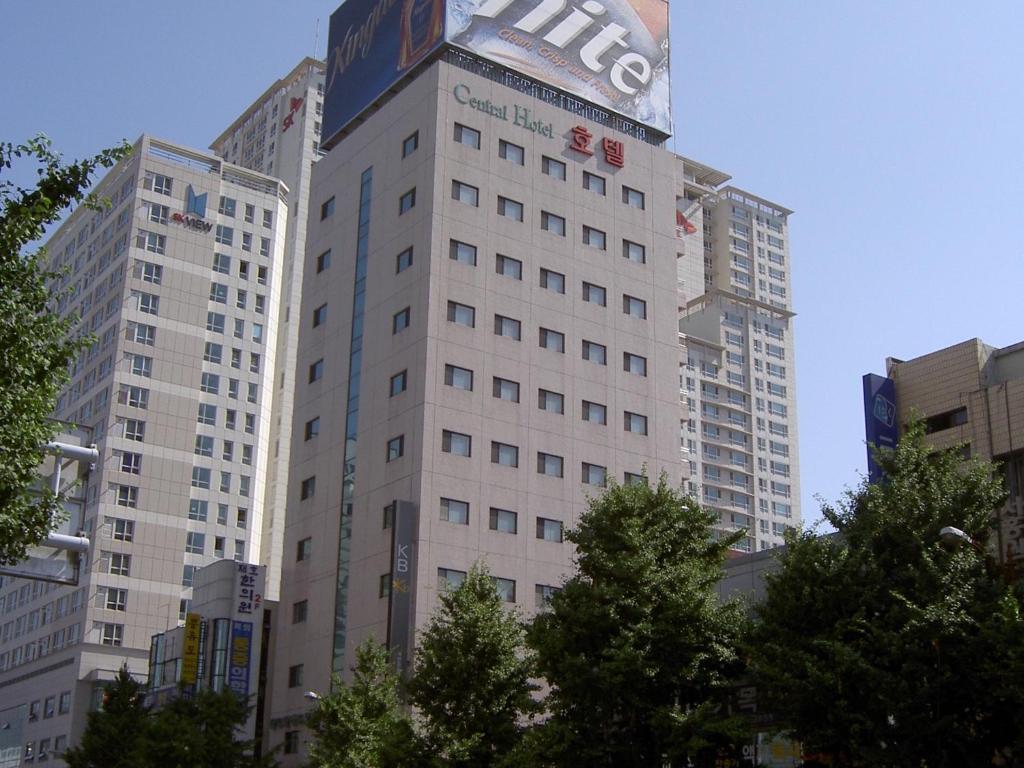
[267,0,800,759]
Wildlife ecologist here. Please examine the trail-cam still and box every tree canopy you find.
[0,136,130,564]
[527,476,748,767]
[749,423,1024,767]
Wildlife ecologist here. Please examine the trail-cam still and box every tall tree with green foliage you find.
[407,562,538,767]
[64,665,149,768]
[527,476,748,767]
[139,687,272,768]
[748,422,1024,767]
[0,136,130,564]
[306,639,418,768]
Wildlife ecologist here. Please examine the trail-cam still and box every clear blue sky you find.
[3,1,1022,527]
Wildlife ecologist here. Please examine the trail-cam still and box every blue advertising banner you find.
[227,620,253,699]
[322,0,446,146]
[863,373,898,483]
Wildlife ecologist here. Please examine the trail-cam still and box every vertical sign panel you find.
[227,621,253,698]
[863,373,898,483]
[387,500,418,676]
[180,613,202,685]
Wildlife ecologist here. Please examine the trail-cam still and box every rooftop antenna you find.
[314,18,321,60]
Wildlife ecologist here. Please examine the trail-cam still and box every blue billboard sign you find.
[227,620,253,699]
[322,0,446,146]
[863,373,898,483]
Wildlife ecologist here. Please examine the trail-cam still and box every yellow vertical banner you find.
[181,613,201,685]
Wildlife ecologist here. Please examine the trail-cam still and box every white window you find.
[582,400,606,425]
[440,498,469,524]
[452,180,479,207]
[494,314,521,340]
[492,377,519,402]
[495,253,521,279]
[538,389,564,414]
[537,452,563,477]
[453,123,480,149]
[542,156,566,180]
[185,531,205,555]
[541,211,565,236]
[582,282,606,306]
[489,508,518,534]
[623,240,646,263]
[100,623,123,646]
[582,226,606,250]
[449,239,477,265]
[499,140,524,165]
[442,430,471,457]
[624,352,647,376]
[444,364,473,391]
[583,172,606,195]
[447,301,475,328]
[622,186,645,209]
[540,268,565,294]
[625,411,648,435]
[623,294,647,319]
[497,196,523,221]
[582,462,607,486]
[536,517,563,541]
[539,327,564,353]
[582,340,606,365]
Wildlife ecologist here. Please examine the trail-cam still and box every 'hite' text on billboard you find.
[322,0,670,146]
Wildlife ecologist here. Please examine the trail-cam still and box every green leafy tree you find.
[527,475,748,767]
[306,639,418,768]
[139,687,272,768]
[748,422,1024,767]
[0,136,130,564]
[64,665,149,768]
[407,562,538,766]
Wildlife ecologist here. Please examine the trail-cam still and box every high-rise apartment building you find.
[211,57,326,600]
[678,181,800,552]
[267,0,800,757]
[0,135,288,760]
[879,338,1024,567]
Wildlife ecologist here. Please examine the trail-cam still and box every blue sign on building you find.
[863,373,898,483]
[322,0,446,147]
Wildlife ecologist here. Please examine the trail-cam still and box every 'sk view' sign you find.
[322,0,670,146]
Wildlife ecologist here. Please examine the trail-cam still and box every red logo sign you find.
[569,126,625,168]
[282,96,305,133]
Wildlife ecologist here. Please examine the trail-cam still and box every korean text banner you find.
[446,0,671,134]
[323,0,447,145]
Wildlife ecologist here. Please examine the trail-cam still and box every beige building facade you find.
[268,51,801,760]
[887,338,1024,566]
[0,136,288,764]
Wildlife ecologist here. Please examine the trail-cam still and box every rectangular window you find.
[582,226,606,250]
[214,225,233,246]
[185,531,205,555]
[499,140,524,165]
[189,499,208,522]
[218,196,236,216]
[623,294,647,319]
[379,573,392,598]
[213,252,231,274]
[135,292,159,315]
[491,441,519,467]
[623,240,646,264]
[402,131,419,157]
[109,553,131,576]
[582,340,606,365]
[493,577,516,603]
[316,249,331,273]
[143,171,172,195]
[296,537,312,561]
[495,253,522,279]
[305,417,320,440]
[136,230,166,255]
[451,180,479,207]
[583,171,606,194]
[494,314,521,340]
[536,517,563,541]
[320,197,335,219]
[292,600,308,624]
[539,327,565,353]
[124,419,145,441]
[130,353,153,376]
[119,452,141,474]
[541,156,566,180]
[288,664,304,688]
[444,364,473,391]
[539,268,565,294]
[447,300,475,328]
[537,452,563,478]
[582,400,607,425]
[191,467,211,489]
[541,211,565,236]
[128,322,156,345]
[624,352,648,376]
[582,281,606,306]
[453,123,480,148]
[536,584,560,608]
[538,389,564,414]
[497,196,523,221]
[115,486,138,509]
[206,312,225,333]
[492,377,520,402]
[582,462,607,486]
[386,435,405,462]
[449,239,477,265]
[312,303,327,327]
[442,430,472,457]
[624,471,647,486]
[137,260,162,284]
[194,435,214,457]
[393,307,411,333]
[200,372,220,394]
[399,188,416,214]
[489,507,517,534]
[438,568,467,589]
[396,246,413,273]
[390,370,407,397]
[624,411,648,435]
[622,186,645,209]
[100,623,124,647]
[111,517,135,542]
[300,476,316,500]
[307,359,324,382]
[440,498,469,525]
[197,403,217,425]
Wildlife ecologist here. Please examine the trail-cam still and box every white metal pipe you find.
[42,533,91,553]
[45,441,99,466]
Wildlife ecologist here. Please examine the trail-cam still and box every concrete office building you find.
[211,57,326,601]
[0,135,288,763]
[268,0,800,755]
[885,338,1024,567]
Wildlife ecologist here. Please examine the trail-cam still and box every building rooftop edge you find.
[210,56,325,151]
[721,185,794,217]
[675,155,732,188]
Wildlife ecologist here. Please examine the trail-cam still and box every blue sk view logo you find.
[873,393,895,427]
[185,185,208,218]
